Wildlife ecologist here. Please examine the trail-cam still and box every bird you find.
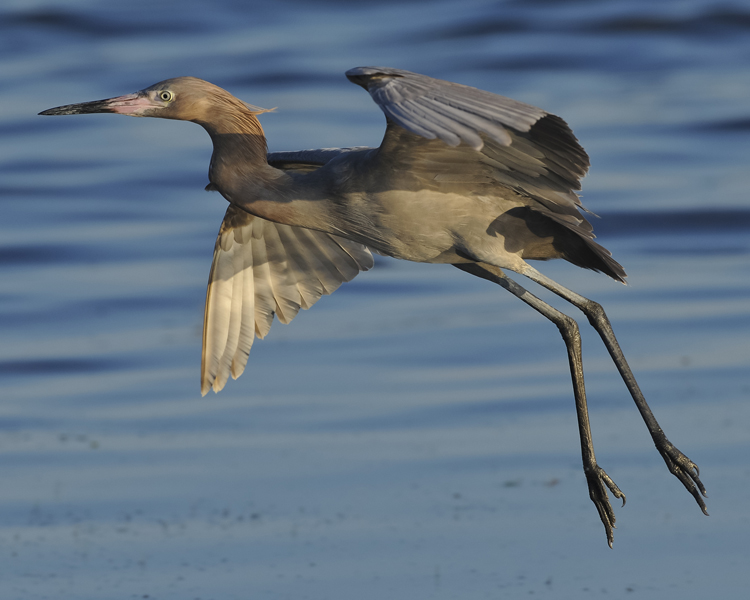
[40,66,708,546]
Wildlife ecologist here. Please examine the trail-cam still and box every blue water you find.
[2,1,750,598]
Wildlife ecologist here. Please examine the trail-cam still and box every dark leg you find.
[455,262,625,547]
[521,265,708,514]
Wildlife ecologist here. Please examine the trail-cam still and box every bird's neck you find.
[200,109,332,230]
[200,106,269,170]
[198,109,285,216]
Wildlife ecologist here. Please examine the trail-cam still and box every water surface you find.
[1,1,749,598]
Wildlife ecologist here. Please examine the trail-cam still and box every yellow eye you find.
[159,90,173,102]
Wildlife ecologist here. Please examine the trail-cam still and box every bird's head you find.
[39,77,271,128]
[39,77,196,119]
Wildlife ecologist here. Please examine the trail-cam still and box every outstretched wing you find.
[346,66,588,200]
[202,202,373,395]
[346,67,623,281]
[346,66,550,151]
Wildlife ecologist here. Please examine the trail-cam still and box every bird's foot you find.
[585,463,626,548]
[656,438,709,515]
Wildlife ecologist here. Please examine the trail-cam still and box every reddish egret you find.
[40,67,707,545]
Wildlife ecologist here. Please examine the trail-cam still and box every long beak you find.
[39,92,158,116]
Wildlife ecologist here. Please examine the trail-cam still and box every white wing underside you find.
[202,204,373,395]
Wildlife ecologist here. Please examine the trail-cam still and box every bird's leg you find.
[455,263,625,547]
[521,265,708,515]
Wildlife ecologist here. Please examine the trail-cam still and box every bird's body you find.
[263,141,594,270]
[197,72,621,279]
[40,67,707,546]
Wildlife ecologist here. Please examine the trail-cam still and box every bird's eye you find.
[159,91,174,102]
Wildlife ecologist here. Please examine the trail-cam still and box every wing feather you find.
[288,228,353,295]
[347,66,544,150]
[201,204,373,395]
[249,223,276,340]
[209,234,247,392]
[231,238,255,380]
[273,225,328,309]
[386,102,449,142]
[420,96,508,147]
[261,223,303,324]
[202,216,251,395]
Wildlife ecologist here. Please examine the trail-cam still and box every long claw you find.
[657,439,709,516]
[585,464,625,548]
